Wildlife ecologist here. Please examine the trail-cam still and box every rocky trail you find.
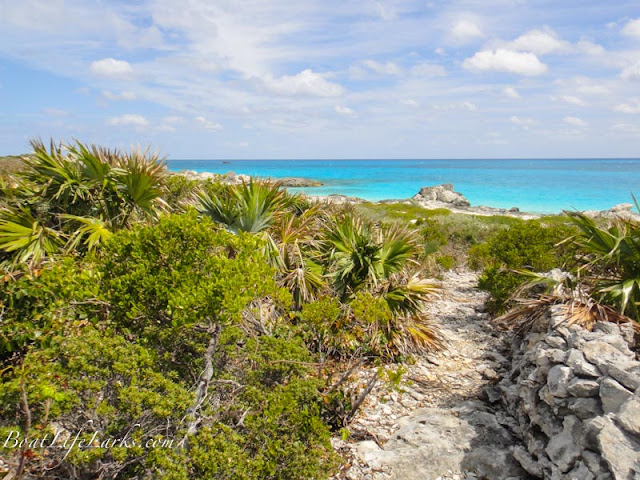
[332,270,530,480]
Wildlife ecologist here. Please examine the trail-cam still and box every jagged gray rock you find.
[599,377,633,414]
[616,394,640,437]
[366,401,527,480]
[499,317,640,479]
[412,184,471,207]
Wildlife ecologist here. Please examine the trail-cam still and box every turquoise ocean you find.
[166,159,640,214]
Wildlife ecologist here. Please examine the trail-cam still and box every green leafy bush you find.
[0,258,100,359]
[0,212,338,479]
[469,220,576,313]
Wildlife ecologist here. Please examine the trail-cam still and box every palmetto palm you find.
[566,210,640,320]
[265,207,326,309]
[319,214,443,354]
[498,205,640,334]
[321,214,417,300]
[0,139,168,268]
[197,180,289,234]
[0,207,63,268]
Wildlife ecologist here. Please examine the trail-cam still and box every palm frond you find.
[0,207,63,267]
[61,214,113,252]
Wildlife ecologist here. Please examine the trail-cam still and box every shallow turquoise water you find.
[167,159,640,214]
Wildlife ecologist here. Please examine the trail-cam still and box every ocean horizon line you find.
[168,157,640,162]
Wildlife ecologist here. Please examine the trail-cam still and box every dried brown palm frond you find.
[387,313,446,355]
[497,292,639,337]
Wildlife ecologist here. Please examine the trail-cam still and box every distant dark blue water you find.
[166,159,640,214]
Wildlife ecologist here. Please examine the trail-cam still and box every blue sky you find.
[1,0,640,159]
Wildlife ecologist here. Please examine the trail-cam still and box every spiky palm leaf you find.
[376,225,418,278]
[322,214,418,299]
[382,274,440,315]
[566,210,640,319]
[497,292,639,336]
[264,208,326,308]
[0,207,63,267]
[198,180,288,233]
[61,215,113,253]
[24,139,89,206]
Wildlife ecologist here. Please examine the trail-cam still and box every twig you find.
[326,358,368,394]
[179,323,220,447]
[345,371,379,425]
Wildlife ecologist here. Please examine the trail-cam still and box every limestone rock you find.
[412,184,471,207]
[355,441,384,470]
[607,364,640,392]
[597,417,640,479]
[545,417,582,473]
[567,378,600,398]
[600,378,633,414]
[547,365,573,398]
[583,341,634,376]
[374,402,526,480]
[566,349,602,378]
[615,394,640,437]
[566,461,595,480]
[565,397,603,420]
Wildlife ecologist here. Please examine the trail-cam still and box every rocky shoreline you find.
[177,171,639,221]
[178,169,323,187]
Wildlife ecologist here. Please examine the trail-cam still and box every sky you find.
[1,0,640,159]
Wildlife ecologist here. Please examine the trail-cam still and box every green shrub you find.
[0,258,100,359]
[436,255,455,270]
[470,220,576,313]
[0,212,338,479]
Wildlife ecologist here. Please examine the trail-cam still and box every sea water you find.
[166,159,640,214]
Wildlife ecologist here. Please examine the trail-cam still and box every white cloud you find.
[612,123,640,134]
[621,61,640,81]
[563,116,588,127]
[461,101,478,112]
[262,69,345,97]
[195,116,222,130]
[400,99,419,107]
[576,40,605,56]
[106,114,148,127]
[510,28,571,55]
[410,62,446,77]
[164,116,185,124]
[614,100,640,114]
[463,49,548,76]
[510,116,536,127]
[90,58,133,79]
[577,84,609,95]
[102,90,136,101]
[362,60,401,75]
[622,18,640,38]
[552,95,587,106]
[503,87,520,99]
[335,105,356,117]
[434,48,445,56]
[450,20,484,43]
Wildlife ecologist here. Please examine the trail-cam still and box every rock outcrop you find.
[412,184,471,207]
[499,313,640,479]
[355,401,527,480]
[582,203,640,223]
[177,170,322,186]
[278,177,323,187]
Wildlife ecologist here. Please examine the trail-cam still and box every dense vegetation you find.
[1,140,638,479]
[0,141,443,479]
